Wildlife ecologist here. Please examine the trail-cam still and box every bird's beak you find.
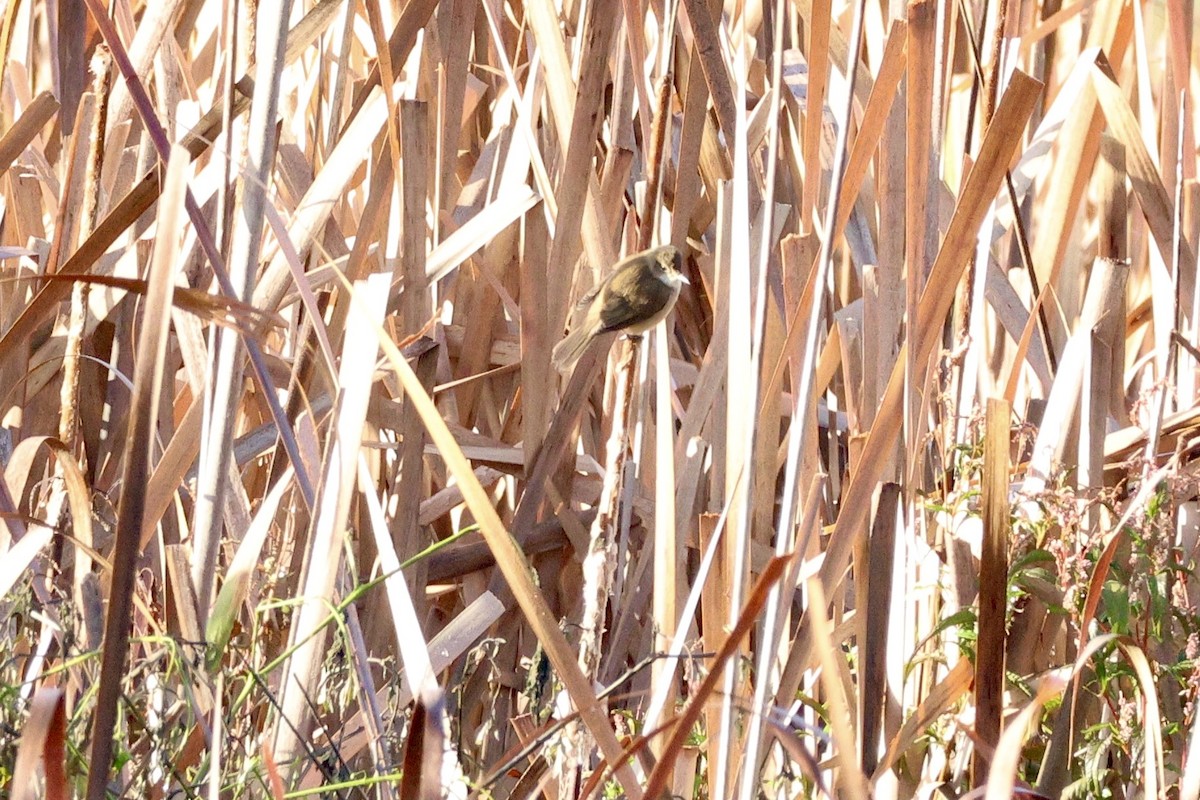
[679,273,690,285]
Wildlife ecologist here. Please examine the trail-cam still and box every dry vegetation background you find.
[2,0,1200,797]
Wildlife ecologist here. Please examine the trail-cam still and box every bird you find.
[551,244,689,372]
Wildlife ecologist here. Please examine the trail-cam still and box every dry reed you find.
[2,0,1199,798]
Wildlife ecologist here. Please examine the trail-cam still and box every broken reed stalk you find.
[565,336,641,791]
[578,338,641,678]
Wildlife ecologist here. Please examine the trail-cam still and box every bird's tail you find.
[551,324,595,372]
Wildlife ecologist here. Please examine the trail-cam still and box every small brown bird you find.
[551,245,689,372]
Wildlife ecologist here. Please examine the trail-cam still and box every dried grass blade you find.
[33,273,284,332]
[973,398,1010,785]
[983,666,1072,800]
[83,144,187,800]
[523,0,581,144]
[0,91,59,179]
[255,90,390,311]
[0,525,51,598]
[643,490,732,735]
[356,455,435,694]
[874,658,973,778]
[1090,57,1197,272]
[399,689,446,800]
[679,0,738,139]
[832,20,907,243]
[204,467,293,673]
[0,438,90,599]
[859,482,899,775]
[1026,257,1127,484]
[808,578,870,800]
[425,191,541,286]
[0,0,20,96]
[11,687,67,800]
[138,396,203,549]
[800,0,831,231]
[272,272,390,768]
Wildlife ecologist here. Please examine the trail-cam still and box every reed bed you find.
[2,0,1199,797]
